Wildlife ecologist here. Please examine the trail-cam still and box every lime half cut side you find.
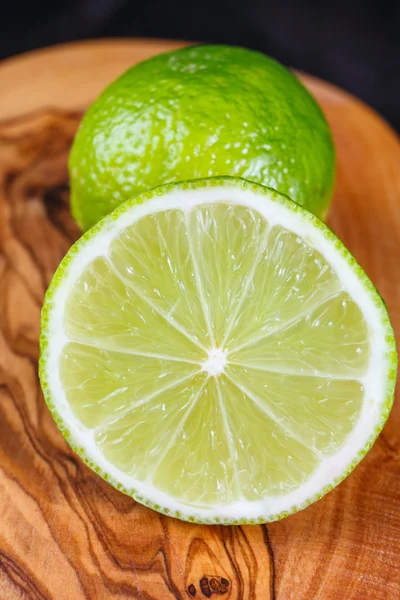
[39,177,397,524]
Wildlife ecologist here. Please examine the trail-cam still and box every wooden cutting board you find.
[0,39,399,600]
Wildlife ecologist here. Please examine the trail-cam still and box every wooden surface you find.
[0,39,399,600]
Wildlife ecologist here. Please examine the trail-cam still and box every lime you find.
[69,45,335,231]
[39,177,396,523]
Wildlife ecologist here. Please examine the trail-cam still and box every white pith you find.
[42,184,391,521]
[202,348,227,376]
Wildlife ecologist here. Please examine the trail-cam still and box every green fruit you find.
[40,177,396,523]
[69,45,335,231]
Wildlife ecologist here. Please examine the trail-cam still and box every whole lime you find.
[69,45,335,231]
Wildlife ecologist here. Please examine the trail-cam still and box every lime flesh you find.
[40,178,396,522]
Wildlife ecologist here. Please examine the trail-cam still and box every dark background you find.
[1,0,399,130]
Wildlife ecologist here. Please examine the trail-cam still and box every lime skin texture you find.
[69,45,335,231]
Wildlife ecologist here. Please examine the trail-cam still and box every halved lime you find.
[39,177,396,524]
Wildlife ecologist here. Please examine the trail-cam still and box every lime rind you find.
[39,176,397,524]
[69,45,335,230]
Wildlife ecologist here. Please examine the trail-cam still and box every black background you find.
[1,0,399,130]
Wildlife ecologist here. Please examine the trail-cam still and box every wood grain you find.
[0,40,399,600]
